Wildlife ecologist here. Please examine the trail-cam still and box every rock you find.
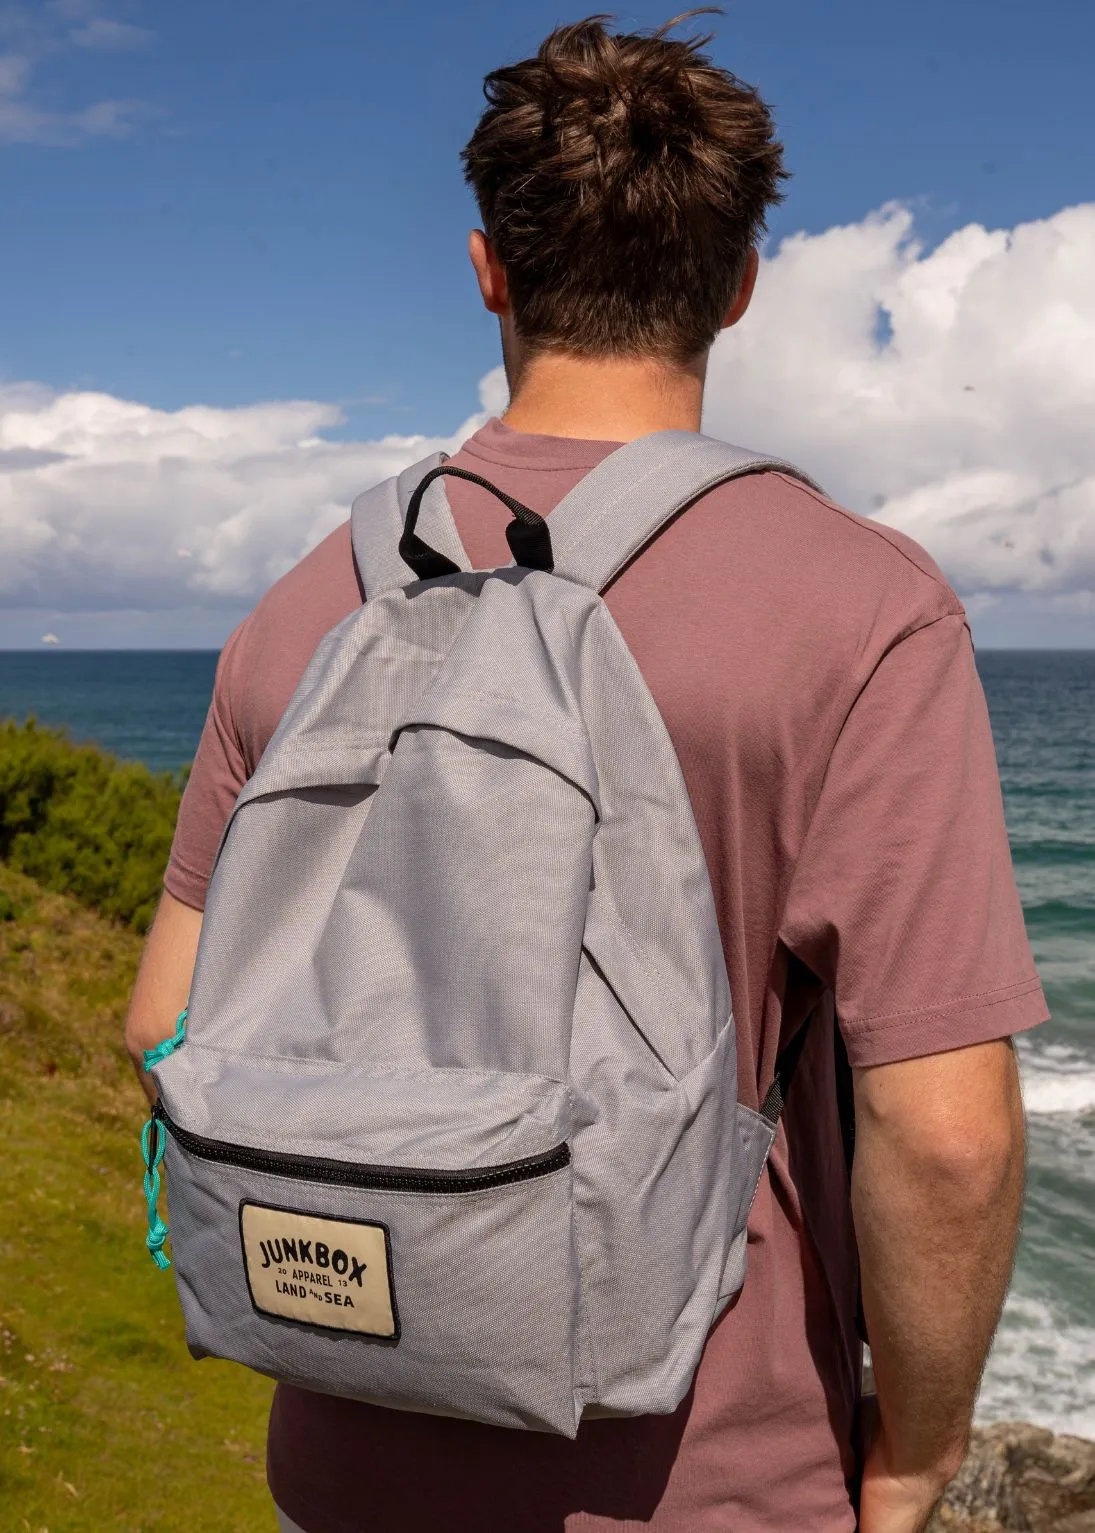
[928,1422,1095,1531]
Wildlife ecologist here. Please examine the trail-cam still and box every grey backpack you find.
[142,430,821,1438]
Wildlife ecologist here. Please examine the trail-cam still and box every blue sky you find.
[1,0,1093,647]
[2,0,1092,435]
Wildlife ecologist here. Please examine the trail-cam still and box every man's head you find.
[462,10,786,387]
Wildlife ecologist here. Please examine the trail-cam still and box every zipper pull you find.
[141,1107,171,1270]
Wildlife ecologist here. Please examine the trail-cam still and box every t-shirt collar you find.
[459,416,623,472]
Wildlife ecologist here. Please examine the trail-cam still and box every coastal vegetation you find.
[0,720,184,934]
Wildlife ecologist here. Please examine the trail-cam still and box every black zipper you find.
[151,1102,570,1194]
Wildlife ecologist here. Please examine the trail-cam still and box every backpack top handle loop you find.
[400,465,554,580]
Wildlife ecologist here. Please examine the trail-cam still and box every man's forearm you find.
[852,1040,1026,1488]
[125,890,203,1105]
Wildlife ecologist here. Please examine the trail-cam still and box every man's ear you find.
[469,230,510,317]
[720,248,760,330]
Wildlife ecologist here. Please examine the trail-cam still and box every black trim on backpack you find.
[759,1002,858,1170]
[760,1005,852,1158]
[400,465,555,579]
[759,1008,815,1125]
[761,1006,866,1344]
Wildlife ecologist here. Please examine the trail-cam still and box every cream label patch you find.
[239,1202,398,1340]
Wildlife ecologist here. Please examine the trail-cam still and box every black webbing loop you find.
[760,1008,816,1125]
[399,465,554,580]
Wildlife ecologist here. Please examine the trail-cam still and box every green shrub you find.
[0,719,184,933]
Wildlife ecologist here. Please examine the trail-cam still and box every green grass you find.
[0,864,274,1533]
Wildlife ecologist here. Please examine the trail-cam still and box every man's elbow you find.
[913,1112,1024,1210]
[855,1040,1026,1214]
[124,1018,151,1073]
[122,889,202,1083]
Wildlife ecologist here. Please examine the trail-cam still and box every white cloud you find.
[0,202,1093,642]
[0,9,149,145]
[69,17,151,50]
[704,202,1095,599]
[0,379,502,612]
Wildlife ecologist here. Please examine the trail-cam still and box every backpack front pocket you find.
[150,1058,581,1436]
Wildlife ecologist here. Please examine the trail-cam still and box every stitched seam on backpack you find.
[170,1041,568,1087]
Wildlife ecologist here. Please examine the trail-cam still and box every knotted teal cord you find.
[139,1009,186,1269]
[143,1007,187,1071]
[141,1115,171,1270]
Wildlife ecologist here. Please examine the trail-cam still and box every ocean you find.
[0,650,218,774]
[970,651,1095,1438]
[0,647,1092,1436]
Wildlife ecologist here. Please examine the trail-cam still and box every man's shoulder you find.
[217,520,361,767]
[769,470,956,593]
[694,466,966,633]
[232,520,360,664]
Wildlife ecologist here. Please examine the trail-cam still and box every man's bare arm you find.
[853,1038,1026,1533]
[124,889,203,1104]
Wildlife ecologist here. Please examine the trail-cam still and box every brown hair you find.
[461,11,787,365]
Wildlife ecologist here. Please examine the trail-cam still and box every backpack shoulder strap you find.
[351,452,473,597]
[545,430,824,593]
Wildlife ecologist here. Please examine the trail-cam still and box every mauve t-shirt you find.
[166,419,1046,1533]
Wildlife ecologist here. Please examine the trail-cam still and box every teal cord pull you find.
[143,1007,187,1071]
[141,1114,171,1270]
[140,1010,186,1267]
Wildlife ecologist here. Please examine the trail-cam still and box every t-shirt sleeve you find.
[781,612,1048,1067]
[164,625,249,912]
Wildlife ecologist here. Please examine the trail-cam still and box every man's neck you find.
[500,351,706,442]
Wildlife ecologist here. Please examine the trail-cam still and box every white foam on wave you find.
[978,1292,1095,1440]
[1017,1039,1095,1116]
[1022,1070,1095,1115]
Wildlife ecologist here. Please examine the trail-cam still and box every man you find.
[126,14,1045,1532]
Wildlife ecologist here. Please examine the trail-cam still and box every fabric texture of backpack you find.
[142,430,822,1438]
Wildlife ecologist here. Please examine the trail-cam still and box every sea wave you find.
[979,1292,1095,1440]
[1019,1043,1095,1116]
[1022,898,1095,930]
[1012,841,1095,866]
[1022,1070,1095,1116]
